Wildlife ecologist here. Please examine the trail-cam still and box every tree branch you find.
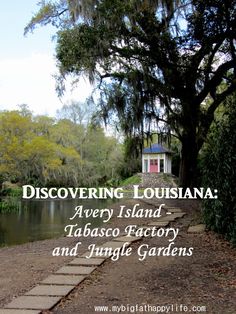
[197,80,236,148]
[196,60,235,105]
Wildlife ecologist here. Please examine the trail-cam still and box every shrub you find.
[202,95,236,245]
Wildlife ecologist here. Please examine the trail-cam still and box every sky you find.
[0,1,92,117]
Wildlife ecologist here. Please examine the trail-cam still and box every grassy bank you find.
[0,187,22,213]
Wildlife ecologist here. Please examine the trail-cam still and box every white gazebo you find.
[142,143,172,174]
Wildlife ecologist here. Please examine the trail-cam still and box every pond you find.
[0,198,114,247]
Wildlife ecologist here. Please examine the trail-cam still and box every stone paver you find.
[166,207,183,213]
[113,236,142,242]
[5,296,61,310]
[56,266,96,275]
[82,250,113,258]
[188,224,206,233]
[41,275,85,286]
[139,225,158,230]
[2,212,186,313]
[69,257,105,266]
[156,216,176,222]
[100,241,130,249]
[168,212,186,218]
[0,310,41,314]
[148,221,169,227]
[26,285,74,297]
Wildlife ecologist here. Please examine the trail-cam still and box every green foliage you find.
[1,187,22,197]
[118,137,142,178]
[0,196,21,213]
[0,108,124,188]
[119,174,141,187]
[168,137,181,177]
[202,94,236,245]
[26,0,236,188]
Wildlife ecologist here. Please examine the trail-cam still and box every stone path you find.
[0,205,191,314]
[187,224,206,233]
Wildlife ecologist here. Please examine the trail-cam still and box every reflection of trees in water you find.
[0,198,114,246]
[0,222,6,245]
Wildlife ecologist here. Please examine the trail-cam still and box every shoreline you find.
[0,198,161,307]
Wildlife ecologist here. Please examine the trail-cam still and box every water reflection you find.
[0,198,113,246]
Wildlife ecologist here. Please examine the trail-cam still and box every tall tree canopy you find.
[0,109,123,187]
[26,0,236,187]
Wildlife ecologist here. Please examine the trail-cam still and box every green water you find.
[0,198,113,246]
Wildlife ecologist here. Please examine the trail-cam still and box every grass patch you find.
[120,174,141,186]
[0,196,21,213]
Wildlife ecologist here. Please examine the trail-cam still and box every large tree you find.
[26,0,236,187]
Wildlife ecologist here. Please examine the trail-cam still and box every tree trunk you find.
[179,134,199,189]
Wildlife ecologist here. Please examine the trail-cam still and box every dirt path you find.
[0,199,166,308]
[49,199,236,314]
[0,199,235,314]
